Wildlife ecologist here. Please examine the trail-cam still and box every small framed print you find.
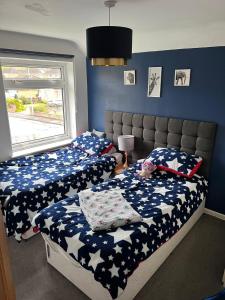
[124,70,136,85]
[147,67,162,98]
[174,69,191,86]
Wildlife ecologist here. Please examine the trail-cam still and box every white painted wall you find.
[0,30,88,161]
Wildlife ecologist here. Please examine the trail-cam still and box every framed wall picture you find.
[147,67,162,97]
[124,70,136,85]
[174,69,191,86]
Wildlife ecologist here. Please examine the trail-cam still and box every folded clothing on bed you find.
[79,188,142,231]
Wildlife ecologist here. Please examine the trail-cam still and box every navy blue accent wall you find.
[87,47,225,214]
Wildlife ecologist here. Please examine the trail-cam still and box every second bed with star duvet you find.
[0,144,116,241]
[33,162,208,299]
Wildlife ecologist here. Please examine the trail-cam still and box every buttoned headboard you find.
[105,111,217,178]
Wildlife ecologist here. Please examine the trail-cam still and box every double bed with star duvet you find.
[0,132,117,241]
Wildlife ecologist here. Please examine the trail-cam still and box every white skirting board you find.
[43,200,205,300]
[204,208,225,221]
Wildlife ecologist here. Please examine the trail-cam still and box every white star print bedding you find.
[33,162,207,299]
[0,144,116,241]
[79,188,142,231]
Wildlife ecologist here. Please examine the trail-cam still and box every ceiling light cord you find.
[104,0,117,26]
[109,6,111,26]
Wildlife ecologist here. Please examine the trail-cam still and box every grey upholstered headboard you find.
[105,111,217,178]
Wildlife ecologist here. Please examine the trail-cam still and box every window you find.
[1,57,76,153]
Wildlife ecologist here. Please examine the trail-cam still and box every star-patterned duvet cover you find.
[33,162,208,299]
[0,144,116,241]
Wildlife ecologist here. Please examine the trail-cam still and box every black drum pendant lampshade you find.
[86,1,132,66]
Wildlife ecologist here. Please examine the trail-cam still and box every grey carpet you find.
[8,214,225,300]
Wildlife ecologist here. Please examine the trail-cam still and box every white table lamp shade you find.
[118,135,134,152]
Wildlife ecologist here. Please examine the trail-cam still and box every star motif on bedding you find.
[48,153,58,159]
[45,167,56,173]
[86,149,96,155]
[88,249,104,271]
[27,209,37,220]
[11,205,20,215]
[101,170,112,180]
[107,228,133,244]
[0,180,13,191]
[23,174,33,179]
[158,230,163,238]
[158,155,165,161]
[109,264,120,278]
[114,245,122,254]
[177,193,186,204]
[183,182,197,193]
[33,178,47,186]
[56,192,62,200]
[7,165,19,171]
[115,173,127,181]
[177,218,182,228]
[73,165,84,171]
[66,186,78,198]
[65,232,85,259]
[156,203,174,218]
[11,189,20,197]
[138,225,148,234]
[44,216,55,229]
[176,203,181,210]
[81,173,87,179]
[153,186,170,196]
[141,243,149,256]
[136,190,143,195]
[166,158,183,170]
[41,191,48,198]
[58,222,67,231]
[143,217,156,227]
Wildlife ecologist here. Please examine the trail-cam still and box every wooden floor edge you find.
[0,212,16,300]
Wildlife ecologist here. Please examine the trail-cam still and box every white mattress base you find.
[43,200,205,300]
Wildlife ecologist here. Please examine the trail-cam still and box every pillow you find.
[73,131,113,156]
[147,147,203,178]
[92,129,106,138]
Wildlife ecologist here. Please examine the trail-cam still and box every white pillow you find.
[92,129,105,138]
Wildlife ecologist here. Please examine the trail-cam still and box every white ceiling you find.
[1,0,225,53]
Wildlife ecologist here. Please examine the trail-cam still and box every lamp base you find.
[123,151,129,169]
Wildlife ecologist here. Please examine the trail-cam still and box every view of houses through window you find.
[5,88,65,144]
[1,62,70,149]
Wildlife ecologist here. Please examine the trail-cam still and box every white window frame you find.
[0,56,76,154]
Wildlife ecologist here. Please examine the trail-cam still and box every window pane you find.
[5,89,65,144]
[2,66,62,80]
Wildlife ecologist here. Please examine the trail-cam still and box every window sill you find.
[12,138,72,158]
